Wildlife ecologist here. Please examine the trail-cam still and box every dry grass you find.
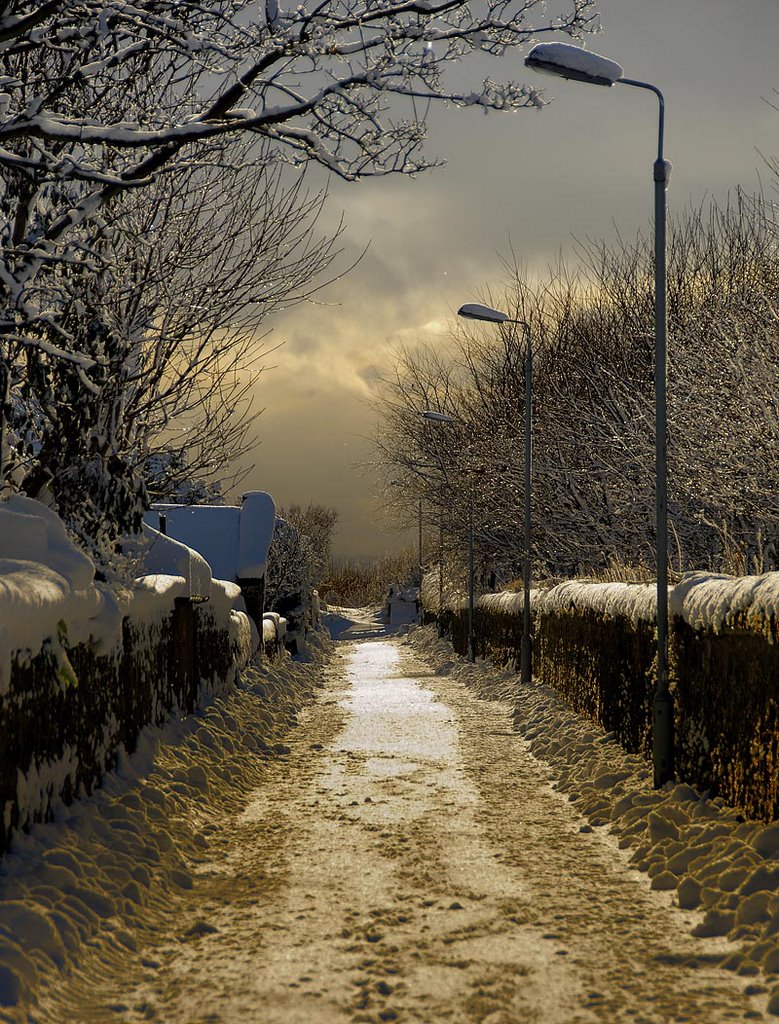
[319,548,417,608]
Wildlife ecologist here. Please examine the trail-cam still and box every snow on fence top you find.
[136,524,212,603]
[437,570,779,635]
[144,490,276,583]
[469,583,655,624]
[670,570,779,634]
[0,496,122,689]
[542,579,658,626]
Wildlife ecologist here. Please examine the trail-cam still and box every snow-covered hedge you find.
[0,498,258,855]
[432,570,779,821]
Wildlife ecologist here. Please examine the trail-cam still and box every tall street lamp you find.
[390,468,428,619]
[458,304,534,685]
[417,495,423,592]
[525,41,674,787]
[421,409,478,662]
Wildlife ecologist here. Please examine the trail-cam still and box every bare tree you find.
[5,148,345,560]
[374,194,779,581]
[281,503,340,583]
[0,0,597,362]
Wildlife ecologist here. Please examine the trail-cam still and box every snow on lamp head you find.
[457,303,509,324]
[524,42,623,87]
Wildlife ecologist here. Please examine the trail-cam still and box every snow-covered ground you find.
[409,626,779,1014]
[0,612,776,1021]
[0,632,332,1023]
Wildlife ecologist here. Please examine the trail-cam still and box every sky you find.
[242,0,779,560]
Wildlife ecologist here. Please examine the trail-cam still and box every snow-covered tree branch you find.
[0,0,597,356]
[374,194,779,582]
[5,146,345,560]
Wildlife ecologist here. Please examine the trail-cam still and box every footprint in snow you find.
[182,920,219,939]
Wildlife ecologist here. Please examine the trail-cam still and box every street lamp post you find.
[438,508,445,637]
[421,409,478,662]
[525,41,674,787]
[458,304,534,684]
[418,495,423,590]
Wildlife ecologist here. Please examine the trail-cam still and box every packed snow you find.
[0,632,332,1021]
[409,625,779,1012]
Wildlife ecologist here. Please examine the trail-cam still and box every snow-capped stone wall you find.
[432,571,779,822]
[0,499,257,855]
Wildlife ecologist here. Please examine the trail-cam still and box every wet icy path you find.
[53,630,761,1023]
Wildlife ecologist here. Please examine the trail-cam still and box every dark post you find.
[239,575,266,658]
[438,513,444,637]
[520,337,533,685]
[172,597,196,709]
[652,139,674,787]
[467,486,475,662]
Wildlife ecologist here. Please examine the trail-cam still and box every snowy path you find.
[17,615,765,1022]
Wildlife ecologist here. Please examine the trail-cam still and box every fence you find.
[434,573,779,822]
[0,592,249,856]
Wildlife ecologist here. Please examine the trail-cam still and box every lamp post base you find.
[520,636,532,685]
[652,689,675,788]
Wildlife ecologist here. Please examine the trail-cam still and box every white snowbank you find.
[263,611,287,648]
[0,496,93,590]
[144,490,276,583]
[0,498,123,691]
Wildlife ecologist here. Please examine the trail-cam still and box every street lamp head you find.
[421,410,458,424]
[524,42,623,87]
[458,303,509,324]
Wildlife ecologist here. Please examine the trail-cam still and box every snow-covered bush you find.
[264,517,317,635]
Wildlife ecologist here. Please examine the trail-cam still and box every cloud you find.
[237,0,779,559]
